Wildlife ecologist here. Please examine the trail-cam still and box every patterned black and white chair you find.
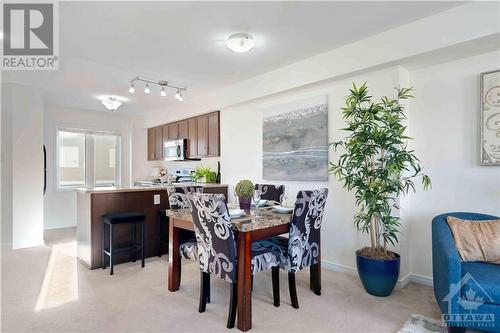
[255,184,285,204]
[260,188,328,309]
[166,186,202,277]
[189,193,281,328]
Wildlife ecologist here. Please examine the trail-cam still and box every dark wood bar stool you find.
[102,212,146,275]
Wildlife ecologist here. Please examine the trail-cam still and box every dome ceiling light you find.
[225,33,255,53]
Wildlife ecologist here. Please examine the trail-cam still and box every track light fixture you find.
[128,76,186,101]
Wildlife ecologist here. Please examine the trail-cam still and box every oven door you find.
[164,139,184,161]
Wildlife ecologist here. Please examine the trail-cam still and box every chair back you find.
[189,193,237,283]
[167,186,202,209]
[287,188,328,272]
[255,184,285,204]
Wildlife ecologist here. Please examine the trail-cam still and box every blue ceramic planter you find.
[356,250,400,297]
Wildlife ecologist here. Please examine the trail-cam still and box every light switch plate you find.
[153,194,160,205]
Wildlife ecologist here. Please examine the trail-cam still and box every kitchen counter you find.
[75,183,228,269]
[75,183,228,194]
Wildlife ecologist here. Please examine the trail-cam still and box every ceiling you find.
[2,1,463,114]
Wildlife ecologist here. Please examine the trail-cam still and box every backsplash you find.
[142,157,220,180]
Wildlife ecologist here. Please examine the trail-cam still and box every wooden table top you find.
[166,205,292,232]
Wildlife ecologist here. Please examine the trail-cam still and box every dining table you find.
[165,204,322,331]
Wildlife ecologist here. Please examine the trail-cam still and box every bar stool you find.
[102,212,145,275]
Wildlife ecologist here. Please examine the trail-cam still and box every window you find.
[58,131,85,187]
[94,134,117,186]
[57,129,120,189]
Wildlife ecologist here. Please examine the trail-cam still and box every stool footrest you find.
[103,244,142,256]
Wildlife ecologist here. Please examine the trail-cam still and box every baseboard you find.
[321,259,433,288]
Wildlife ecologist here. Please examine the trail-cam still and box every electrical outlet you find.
[153,194,160,205]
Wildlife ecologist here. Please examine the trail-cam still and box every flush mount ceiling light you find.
[102,97,122,112]
[225,33,255,53]
[128,76,187,102]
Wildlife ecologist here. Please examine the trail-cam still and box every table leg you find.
[237,231,252,331]
[168,219,181,292]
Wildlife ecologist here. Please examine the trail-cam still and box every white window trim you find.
[56,127,121,191]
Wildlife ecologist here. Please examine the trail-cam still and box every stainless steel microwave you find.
[164,139,187,161]
[163,139,201,161]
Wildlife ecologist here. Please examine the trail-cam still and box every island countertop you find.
[75,183,228,269]
[74,183,228,194]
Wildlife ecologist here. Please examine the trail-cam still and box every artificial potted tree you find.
[235,180,254,213]
[330,83,431,297]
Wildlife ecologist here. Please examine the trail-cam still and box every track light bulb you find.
[161,86,166,97]
[144,83,150,94]
[129,84,135,94]
[177,91,183,102]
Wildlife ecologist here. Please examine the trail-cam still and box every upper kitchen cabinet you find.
[196,115,208,157]
[147,128,156,160]
[168,123,178,140]
[147,111,220,160]
[187,117,197,157]
[207,112,220,157]
[155,126,163,160]
[178,120,188,140]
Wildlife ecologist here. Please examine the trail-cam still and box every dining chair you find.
[260,188,328,309]
[255,184,285,204]
[166,186,203,285]
[189,192,281,328]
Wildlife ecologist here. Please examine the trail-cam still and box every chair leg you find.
[102,223,106,269]
[199,272,209,313]
[140,221,145,268]
[158,217,162,257]
[206,274,211,304]
[288,272,299,309]
[109,224,114,275]
[227,282,238,329]
[251,274,254,291]
[272,267,280,307]
[311,263,321,295]
[132,221,137,263]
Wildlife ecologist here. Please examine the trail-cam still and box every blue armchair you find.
[432,212,500,333]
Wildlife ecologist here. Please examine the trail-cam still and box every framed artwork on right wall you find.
[480,69,500,165]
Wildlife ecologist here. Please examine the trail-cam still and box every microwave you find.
[163,139,200,161]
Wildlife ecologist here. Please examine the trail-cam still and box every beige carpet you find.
[1,227,441,332]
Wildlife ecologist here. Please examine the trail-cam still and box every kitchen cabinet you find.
[147,128,156,160]
[178,120,188,139]
[161,125,169,156]
[188,117,197,157]
[168,123,178,140]
[207,112,220,156]
[155,126,163,160]
[197,114,208,157]
[146,111,219,160]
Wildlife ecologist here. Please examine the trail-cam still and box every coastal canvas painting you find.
[263,96,328,181]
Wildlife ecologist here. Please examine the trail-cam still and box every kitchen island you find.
[76,184,228,269]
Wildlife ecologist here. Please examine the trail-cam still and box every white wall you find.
[43,106,145,229]
[407,51,500,279]
[220,66,418,278]
[1,83,45,249]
